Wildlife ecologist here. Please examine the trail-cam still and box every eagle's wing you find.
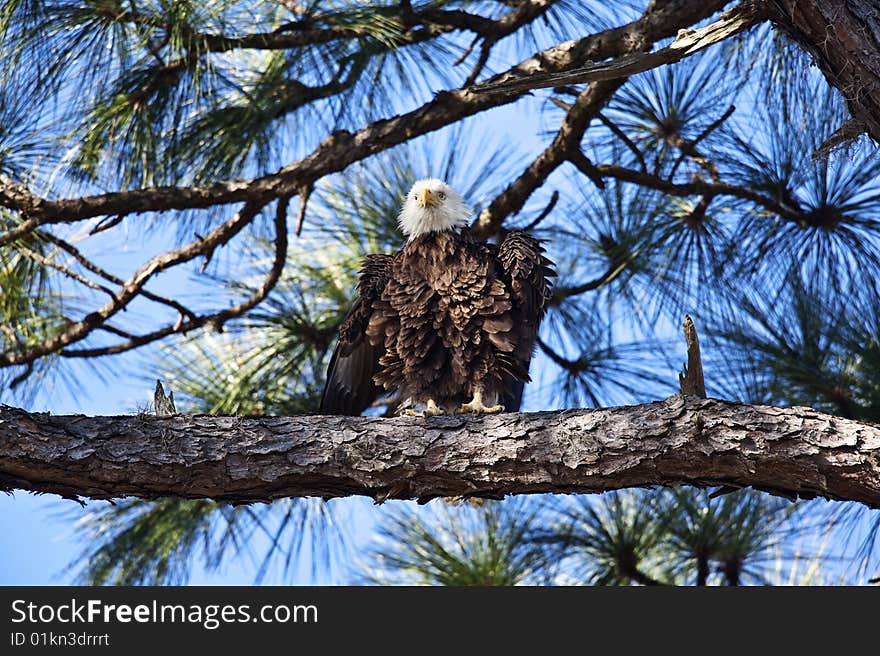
[319,253,392,415]
[495,231,555,411]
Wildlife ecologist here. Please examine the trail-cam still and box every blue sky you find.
[0,361,264,584]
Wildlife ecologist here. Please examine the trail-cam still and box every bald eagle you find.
[320,178,555,416]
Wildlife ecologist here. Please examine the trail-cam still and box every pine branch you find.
[549,261,629,304]
[0,0,735,370]
[60,195,290,360]
[472,0,734,236]
[597,112,648,174]
[0,0,730,244]
[595,164,805,223]
[2,396,879,506]
[471,3,762,94]
[473,79,623,237]
[0,201,267,367]
[38,233,199,324]
[669,104,735,178]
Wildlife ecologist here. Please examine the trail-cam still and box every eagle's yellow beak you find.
[418,188,441,208]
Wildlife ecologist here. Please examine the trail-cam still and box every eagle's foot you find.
[455,390,503,415]
[405,399,446,417]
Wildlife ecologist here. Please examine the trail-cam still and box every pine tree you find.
[1,1,878,584]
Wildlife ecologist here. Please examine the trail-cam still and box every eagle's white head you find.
[398,178,472,239]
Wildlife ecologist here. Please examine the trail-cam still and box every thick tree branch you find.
[472,3,762,94]
[767,0,880,143]
[1,396,879,506]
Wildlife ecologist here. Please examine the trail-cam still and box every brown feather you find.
[321,227,554,414]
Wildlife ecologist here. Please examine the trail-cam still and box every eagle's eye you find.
[437,191,446,200]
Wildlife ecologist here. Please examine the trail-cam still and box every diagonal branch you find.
[59,195,291,359]
[597,112,648,173]
[669,104,736,179]
[0,201,267,367]
[39,233,198,323]
[471,3,762,94]
[537,337,591,374]
[15,244,116,300]
[473,79,625,237]
[472,0,733,237]
[550,260,630,304]
[1,396,878,507]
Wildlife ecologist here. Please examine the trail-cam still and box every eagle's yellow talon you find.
[405,400,446,417]
[424,400,446,417]
[455,390,503,414]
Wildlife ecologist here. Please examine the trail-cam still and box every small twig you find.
[693,104,736,146]
[812,117,867,161]
[88,215,124,236]
[553,85,580,97]
[199,243,216,274]
[41,233,198,322]
[568,150,606,190]
[97,324,137,340]
[678,314,706,397]
[550,259,631,304]
[682,194,713,228]
[294,186,310,237]
[463,40,493,87]
[666,134,721,182]
[453,35,479,66]
[597,112,647,174]
[537,337,589,374]
[669,104,734,179]
[16,244,116,299]
[9,362,34,389]
[60,196,288,359]
[522,191,559,231]
[1,200,265,368]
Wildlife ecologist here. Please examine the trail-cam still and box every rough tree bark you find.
[768,0,880,144]
[1,396,879,507]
